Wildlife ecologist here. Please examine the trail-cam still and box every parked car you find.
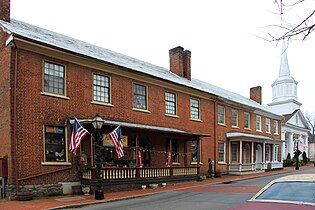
[229,174,315,210]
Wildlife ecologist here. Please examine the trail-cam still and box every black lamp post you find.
[294,136,299,170]
[92,115,104,200]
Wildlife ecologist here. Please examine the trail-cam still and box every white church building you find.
[268,41,310,160]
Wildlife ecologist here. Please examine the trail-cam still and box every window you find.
[256,115,262,132]
[93,74,110,103]
[191,140,198,162]
[244,112,251,129]
[133,83,147,110]
[266,118,271,133]
[265,145,271,162]
[274,120,279,134]
[231,142,238,162]
[190,98,200,120]
[172,140,179,163]
[165,92,176,115]
[218,142,225,163]
[44,126,66,162]
[43,61,65,95]
[231,109,238,127]
[218,105,225,125]
[274,145,279,161]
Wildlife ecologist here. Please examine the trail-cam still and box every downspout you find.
[12,43,18,191]
[213,97,218,173]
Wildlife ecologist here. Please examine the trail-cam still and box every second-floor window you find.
[133,83,147,110]
[274,120,279,134]
[93,74,110,103]
[266,118,271,133]
[165,92,176,115]
[190,98,200,120]
[218,105,225,125]
[244,112,251,129]
[231,109,238,127]
[256,115,262,132]
[43,61,65,95]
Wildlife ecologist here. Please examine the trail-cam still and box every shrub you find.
[283,158,294,167]
[302,152,308,164]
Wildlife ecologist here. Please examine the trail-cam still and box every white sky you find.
[10,0,315,114]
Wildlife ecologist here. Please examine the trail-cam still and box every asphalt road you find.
[70,168,315,210]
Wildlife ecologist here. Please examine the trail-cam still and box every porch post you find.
[197,138,201,176]
[281,131,286,160]
[169,138,173,177]
[251,141,254,171]
[228,140,231,165]
[263,141,266,169]
[289,133,294,156]
[273,144,276,162]
[135,134,140,178]
[184,141,187,167]
[239,140,242,171]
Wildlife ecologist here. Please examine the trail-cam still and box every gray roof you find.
[0,19,279,116]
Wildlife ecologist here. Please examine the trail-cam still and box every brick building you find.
[0,0,282,198]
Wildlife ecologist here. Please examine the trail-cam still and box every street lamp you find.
[293,136,301,170]
[92,114,104,200]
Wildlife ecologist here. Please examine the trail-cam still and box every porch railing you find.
[82,166,199,180]
[229,163,256,172]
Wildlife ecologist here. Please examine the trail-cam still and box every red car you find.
[229,174,315,210]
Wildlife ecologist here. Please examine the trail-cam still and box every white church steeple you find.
[268,40,302,115]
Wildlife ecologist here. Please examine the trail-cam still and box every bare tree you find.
[271,0,315,41]
[305,113,315,142]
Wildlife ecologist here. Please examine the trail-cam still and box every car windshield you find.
[256,181,315,204]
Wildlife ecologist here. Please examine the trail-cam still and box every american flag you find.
[70,118,89,154]
[108,126,124,159]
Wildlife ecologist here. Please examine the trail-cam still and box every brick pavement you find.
[0,165,313,210]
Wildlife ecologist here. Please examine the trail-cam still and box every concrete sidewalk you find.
[0,165,313,210]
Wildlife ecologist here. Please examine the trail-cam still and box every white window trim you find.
[244,112,251,129]
[165,91,177,116]
[231,142,238,163]
[92,73,112,104]
[266,118,271,134]
[190,98,201,120]
[132,82,149,111]
[256,115,262,132]
[231,109,239,128]
[218,105,226,125]
[218,142,226,163]
[274,120,279,135]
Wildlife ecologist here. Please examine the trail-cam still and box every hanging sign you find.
[103,134,128,147]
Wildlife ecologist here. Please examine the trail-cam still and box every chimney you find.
[183,50,191,80]
[250,86,262,104]
[0,0,10,22]
[169,46,191,80]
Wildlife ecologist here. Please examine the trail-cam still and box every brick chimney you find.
[250,86,262,104]
[0,0,10,22]
[169,46,191,80]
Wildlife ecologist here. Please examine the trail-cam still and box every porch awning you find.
[71,118,210,138]
[227,132,278,143]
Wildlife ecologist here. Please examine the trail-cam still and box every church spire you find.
[279,40,290,78]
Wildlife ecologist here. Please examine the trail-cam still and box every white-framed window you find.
[44,126,66,162]
[231,109,238,127]
[133,83,148,110]
[190,98,200,120]
[274,120,279,134]
[231,142,238,162]
[274,145,279,162]
[93,73,110,103]
[266,118,271,133]
[218,105,225,125]
[191,140,198,162]
[218,142,226,163]
[165,92,176,115]
[43,61,65,95]
[256,115,262,132]
[244,112,251,129]
[265,145,271,162]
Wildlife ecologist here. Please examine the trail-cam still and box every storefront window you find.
[44,126,66,162]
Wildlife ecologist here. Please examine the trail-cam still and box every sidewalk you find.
[0,165,313,210]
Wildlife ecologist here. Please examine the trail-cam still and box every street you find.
[68,168,315,210]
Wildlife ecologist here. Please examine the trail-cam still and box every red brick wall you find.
[13,49,214,183]
[0,28,12,181]
[215,102,281,174]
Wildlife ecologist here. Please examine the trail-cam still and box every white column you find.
[304,135,309,157]
[239,141,243,172]
[251,141,254,163]
[263,141,266,163]
[281,131,286,160]
[272,144,276,162]
[228,141,231,164]
[289,133,294,156]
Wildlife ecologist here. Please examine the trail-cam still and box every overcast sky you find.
[10,0,315,114]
